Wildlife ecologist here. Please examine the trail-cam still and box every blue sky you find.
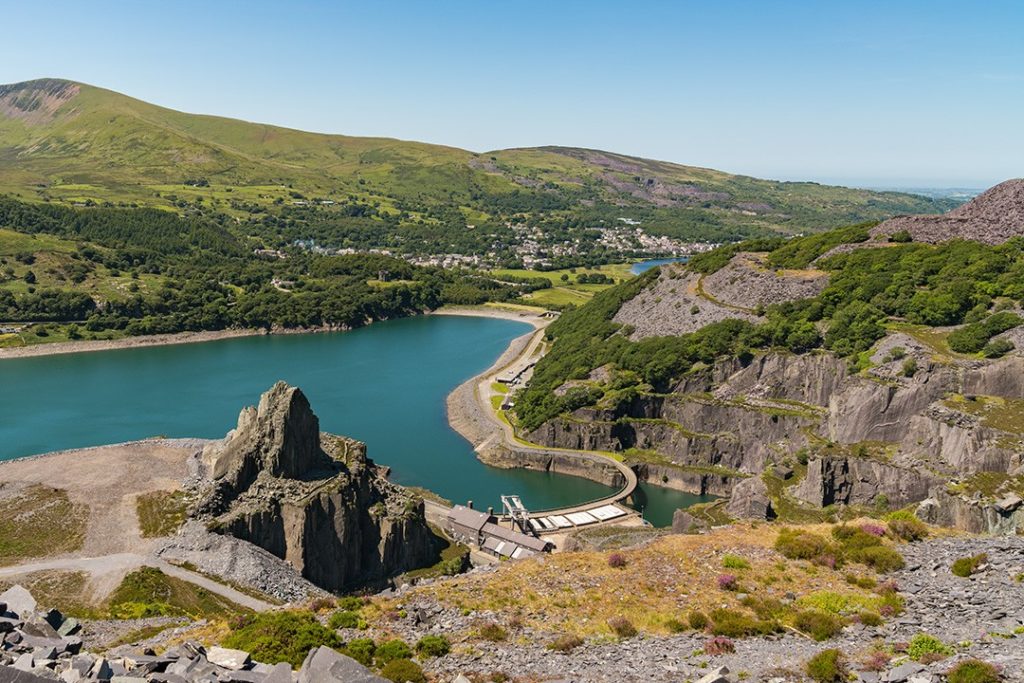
[2,0,1021,187]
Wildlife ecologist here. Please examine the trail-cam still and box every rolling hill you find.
[0,78,958,254]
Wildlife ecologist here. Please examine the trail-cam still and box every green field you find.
[491,263,635,309]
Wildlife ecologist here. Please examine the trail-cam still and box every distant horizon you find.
[1,1,1020,189]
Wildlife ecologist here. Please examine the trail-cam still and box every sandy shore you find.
[0,328,266,360]
[431,305,549,329]
[0,307,550,361]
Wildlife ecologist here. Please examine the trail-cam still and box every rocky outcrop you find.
[871,178,1024,245]
[725,477,774,519]
[794,456,938,509]
[916,486,1024,535]
[193,382,442,592]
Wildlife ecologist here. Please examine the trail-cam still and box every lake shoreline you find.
[0,305,547,361]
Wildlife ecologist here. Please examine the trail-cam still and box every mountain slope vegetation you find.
[0,78,957,260]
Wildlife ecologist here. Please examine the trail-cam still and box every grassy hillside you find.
[0,78,958,259]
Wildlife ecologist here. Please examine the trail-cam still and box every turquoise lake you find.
[0,315,709,526]
[631,256,690,274]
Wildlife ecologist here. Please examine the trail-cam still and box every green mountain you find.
[0,78,957,252]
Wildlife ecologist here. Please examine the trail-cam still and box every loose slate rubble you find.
[0,585,388,682]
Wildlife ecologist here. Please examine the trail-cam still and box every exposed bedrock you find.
[794,456,939,509]
[917,486,1024,535]
[901,407,1021,474]
[629,462,736,497]
[476,443,626,491]
[193,382,442,592]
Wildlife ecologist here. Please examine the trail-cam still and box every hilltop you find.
[0,78,957,263]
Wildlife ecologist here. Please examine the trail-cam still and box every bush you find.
[375,639,413,666]
[793,609,845,641]
[688,611,709,631]
[806,649,847,683]
[343,638,375,667]
[607,552,628,568]
[887,513,928,542]
[547,634,584,652]
[222,611,342,668]
[858,611,883,627]
[336,595,364,611]
[717,573,739,591]
[901,358,918,376]
[722,553,751,569]
[775,527,832,561]
[477,622,508,642]
[859,522,886,537]
[708,608,779,638]
[907,633,953,661]
[952,553,988,577]
[852,545,905,573]
[703,636,735,655]
[328,610,361,630]
[381,659,426,683]
[947,659,1002,683]
[415,634,451,658]
[607,616,637,638]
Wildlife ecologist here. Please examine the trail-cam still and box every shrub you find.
[907,633,953,661]
[688,611,709,631]
[381,659,426,683]
[308,597,336,612]
[708,608,779,638]
[982,338,1015,359]
[607,552,628,568]
[952,553,988,577]
[889,230,913,243]
[852,545,905,573]
[775,527,832,561]
[859,522,886,537]
[793,610,844,641]
[887,513,928,542]
[607,616,637,638]
[844,573,876,589]
[222,611,342,668]
[547,634,584,652]
[860,647,892,672]
[722,553,751,569]
[717,573,739,591]
[343,638,376,667]
[375,639,413,666]
[740,596,786,620]
[336,595,364,611]
[806,649,847,683]
[858,611,883,627]
[902,358,918,377]
[328,610,361,630]
[703,636,735,655]
[477,622,508,642]
[947,659,1002,683]
[415,634,451,658]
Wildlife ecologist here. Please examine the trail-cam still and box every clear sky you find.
[2,0,1021,188]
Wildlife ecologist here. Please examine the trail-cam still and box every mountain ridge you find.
[0,77,958,247]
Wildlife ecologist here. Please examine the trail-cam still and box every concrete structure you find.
[445,505,552,559]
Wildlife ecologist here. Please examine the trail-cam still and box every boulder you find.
[206,646,251,671]
[725,477,774,520]
[262,663,294,683]
[0,664,54,682]
[671,509,706,534]
[0,585,36,617]
[297,646,388,683]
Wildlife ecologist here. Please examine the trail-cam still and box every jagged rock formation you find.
[192,382,442,592]
[725,477,774,519]
[870,178,1024,245]
[529,346,1024,533]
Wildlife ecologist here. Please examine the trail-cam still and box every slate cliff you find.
[193,382,442,592]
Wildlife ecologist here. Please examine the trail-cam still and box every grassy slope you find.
[0,79,955,232]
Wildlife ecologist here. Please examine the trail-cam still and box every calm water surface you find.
[631,256,690,274]
[0,316,708,525]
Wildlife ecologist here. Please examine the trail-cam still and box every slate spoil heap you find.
[190,381,442,593]
[0,583,391,681]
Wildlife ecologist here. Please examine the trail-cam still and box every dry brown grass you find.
[391,522,897,639]
[136,490,189,538]
[0,570,98,618]
[0,484,87,565]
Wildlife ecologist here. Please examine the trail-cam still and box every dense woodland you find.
[0,198,533,338]
[515,228,1024,431]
